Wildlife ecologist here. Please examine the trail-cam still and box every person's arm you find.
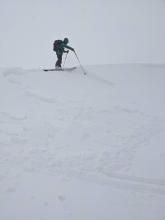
[64,45,74,51]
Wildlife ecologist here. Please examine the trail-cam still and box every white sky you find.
[0,0,165,68]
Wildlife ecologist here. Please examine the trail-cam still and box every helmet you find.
[64,38,69,44]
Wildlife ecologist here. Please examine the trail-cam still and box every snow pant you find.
[56,53,63,67]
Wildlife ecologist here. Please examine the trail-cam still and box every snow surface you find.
[0,64,165,220]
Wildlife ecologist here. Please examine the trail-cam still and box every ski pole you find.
[74,51,86,75]
[63,51,69,68]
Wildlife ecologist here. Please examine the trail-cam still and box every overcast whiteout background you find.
[0,0,165,68]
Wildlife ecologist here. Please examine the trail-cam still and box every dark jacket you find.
[56,42,74,55]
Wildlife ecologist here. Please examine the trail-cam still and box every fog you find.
[0,0,165,68]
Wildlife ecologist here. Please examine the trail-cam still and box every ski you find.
[43,67,77,72]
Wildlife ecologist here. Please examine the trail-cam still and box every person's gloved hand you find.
[71,48,75,52]
[66,50,69,53]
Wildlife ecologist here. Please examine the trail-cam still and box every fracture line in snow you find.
[86,72,115,87]
[0,112,27,122]
[102,171,165,186]
[107,178,165,195]
[25,90,61,104]
[45,168,165,196]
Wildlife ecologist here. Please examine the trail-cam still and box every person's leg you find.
[58,53,62,67]
[55,54,60,67]
[56,53,62,67]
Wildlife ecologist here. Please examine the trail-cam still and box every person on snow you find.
[53,38,75,68]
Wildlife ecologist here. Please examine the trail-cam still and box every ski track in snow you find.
[87,71,116,87]
[0,67,165,197]
[25,90,62,104]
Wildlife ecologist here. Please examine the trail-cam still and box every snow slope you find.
[0,64,165,220]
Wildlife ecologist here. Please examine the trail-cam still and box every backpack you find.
[53,40,63,52]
